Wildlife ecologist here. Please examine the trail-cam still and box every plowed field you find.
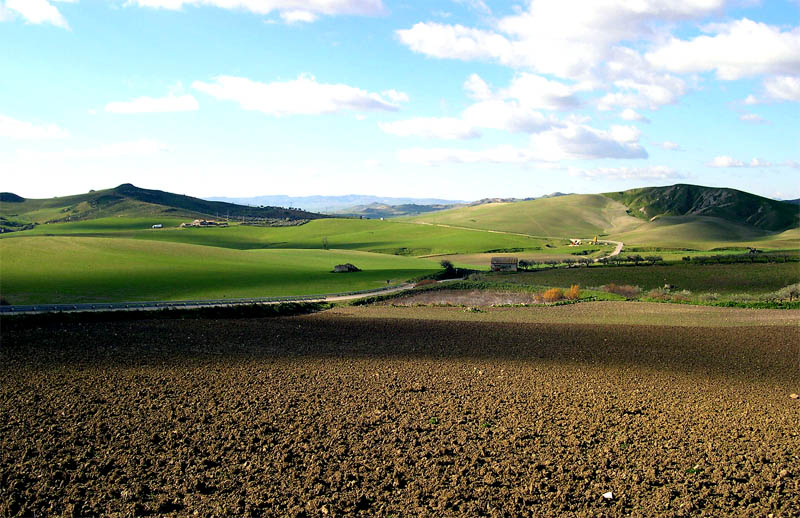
[2,303,798,517]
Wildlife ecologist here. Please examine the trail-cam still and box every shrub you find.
[698,292,720,303]
[671,290,692,303]
[542,288,564,303]
[647,287,671,301]
[773,282,800,302]
[414,279,437,288]
[565,284,581,300]
[602,283,641,299]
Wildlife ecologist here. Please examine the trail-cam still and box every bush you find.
[602,283,641,299]
[646,287,671,301]
[698,292,720,303]
[542,288,564,303]
[565,284,581,300]
[773,282,800,302]
[414,279,438,288]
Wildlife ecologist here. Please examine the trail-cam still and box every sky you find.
[1,0,799,201]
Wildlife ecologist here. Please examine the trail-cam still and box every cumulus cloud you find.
[379,117,480,140]
[661,141,681,151]
[529,123,648,161]
[708,155,773,168]
[128,0,385,20]
[764,75,800,102]
[0,114,70,139]
[104,94,199,114]
[646,19,800,80]
[619,108,649,122]
[17,139,168,161]
[279,10,317,23]
[192,75,406,116]
[569,166,685,180]
[396,121,648,165]
[3,0,71,29]
[397,1,727,80]
[739,113,766,124]
[463,74,492,100]
[396,145,539,166]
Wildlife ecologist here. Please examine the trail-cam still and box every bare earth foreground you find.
[1,303,799,517]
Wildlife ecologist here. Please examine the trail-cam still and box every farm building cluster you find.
[180,219,228,228]
[490,257,518,272]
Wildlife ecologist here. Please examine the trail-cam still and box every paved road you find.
[0,283,418,315]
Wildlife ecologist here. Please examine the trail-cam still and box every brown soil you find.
[1,309,798,517]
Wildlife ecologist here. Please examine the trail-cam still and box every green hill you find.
[408,194,642,237]
[0,183,325,232]
[604,184,799,231]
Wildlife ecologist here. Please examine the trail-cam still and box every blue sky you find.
[1,0,798,201]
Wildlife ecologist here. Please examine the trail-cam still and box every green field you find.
[478,262,800,294]
[0,237,441,304]
[6,217,551,254]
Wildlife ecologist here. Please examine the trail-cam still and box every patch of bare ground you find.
[384,289,535,306]
[1,307,798,517]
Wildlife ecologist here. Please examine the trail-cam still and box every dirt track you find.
[1,308,798,517]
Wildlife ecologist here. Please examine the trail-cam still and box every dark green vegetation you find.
[0,183,324,232]
[480,262,799,295]
[605,183,799,231]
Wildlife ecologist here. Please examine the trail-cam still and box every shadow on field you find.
[1,312,797,384]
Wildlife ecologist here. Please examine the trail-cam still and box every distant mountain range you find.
[206,194,468,214]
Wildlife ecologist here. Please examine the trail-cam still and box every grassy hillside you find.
[6,217,551,254]
[0,237,440,304]
[0,183,324,231]
[408,194,641,237]
[605,184,799,231]
[607,215,774,249]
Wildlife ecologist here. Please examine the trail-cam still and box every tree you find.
[644,255,663,265]
[440,259,455,273]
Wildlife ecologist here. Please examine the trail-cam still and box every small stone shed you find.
[490,256,518,272]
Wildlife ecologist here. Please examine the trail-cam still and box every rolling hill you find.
[604,184,799,231]
[410,184,799,250]
[0,183,325,232]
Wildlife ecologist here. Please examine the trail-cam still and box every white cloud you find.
[104,94,199,114]
[0,114,70,139]
[739,113,766,124]
[529,123,648,161]
[379,117,480,140]
[17,139,168,161]
[619,108,649,123]
[381,89,410,104]
[646,19,800,80]
[708,155,775,168]
[279,10,317,23]
[397,145,539,166]
[661,141,681,151]
[743,94,760,105]
[128,0,385,20]
[764,75,800,102]
[397,1,727,80]
[462,99,560,133]
[569,165,685,180]
[502,73,583,111]
[192,75,405,116]
[463,74,492,100]
[4,0,70,28]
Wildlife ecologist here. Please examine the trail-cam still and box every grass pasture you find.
[5,217,550,254]
[0,237,440,304]
[408,194,642,237]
